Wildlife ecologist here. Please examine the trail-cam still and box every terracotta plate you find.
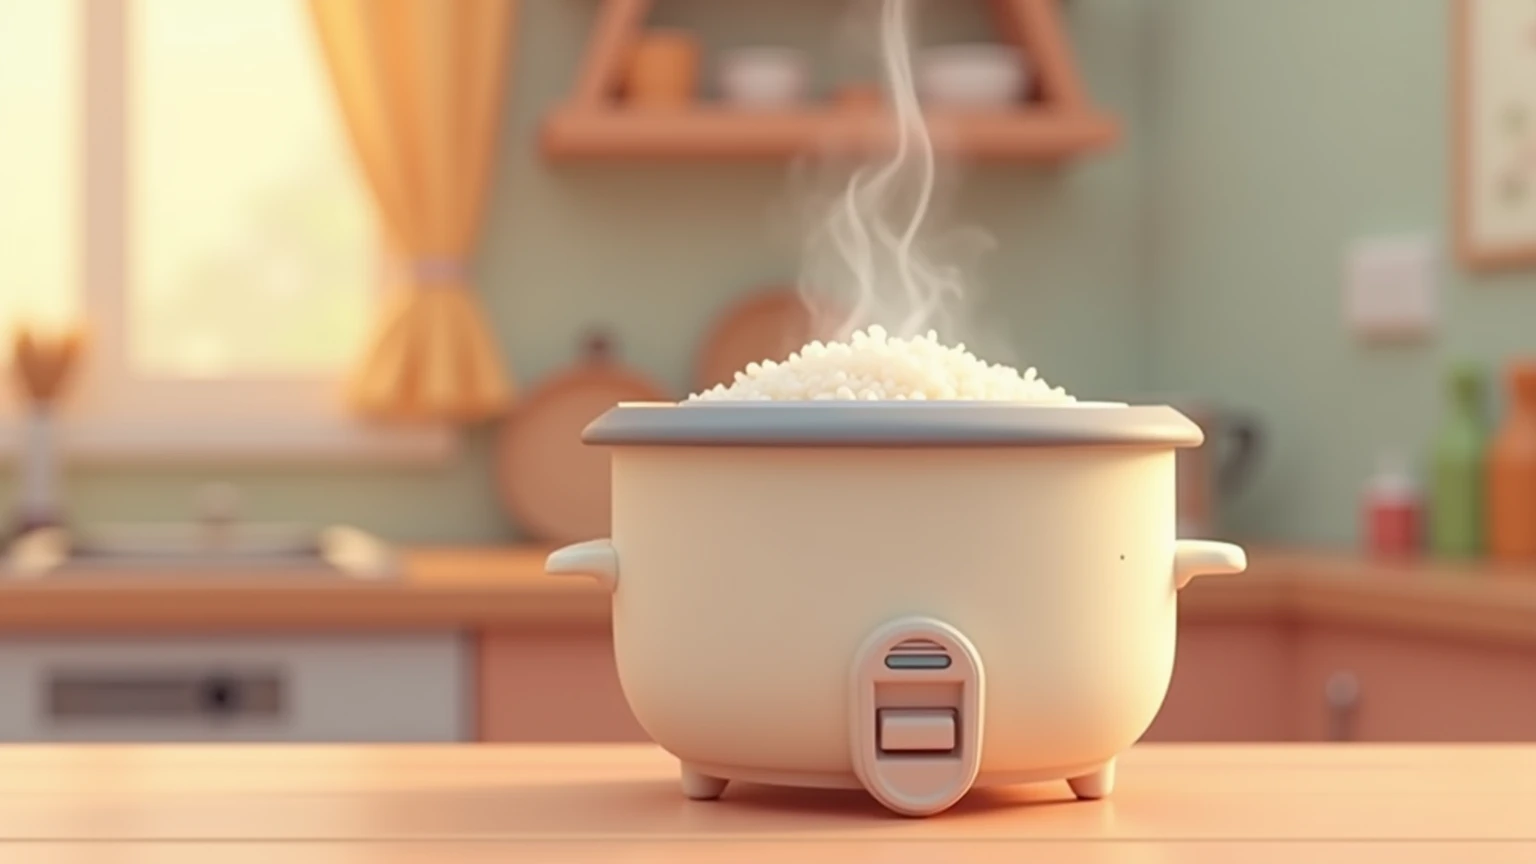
[693,288,841,394]
[495,334,669,545]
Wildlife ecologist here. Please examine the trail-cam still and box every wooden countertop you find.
[1,546,1535,647]
[1179,548,1536,647]
[0,547,585,634]
[2,744,1533,861]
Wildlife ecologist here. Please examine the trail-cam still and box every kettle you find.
[1175,404,1264,537]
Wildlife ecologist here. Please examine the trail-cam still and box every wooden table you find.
[2,744,1533,862]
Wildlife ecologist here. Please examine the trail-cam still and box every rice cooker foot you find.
[1066,760,1116,800]
[680,765,729,800]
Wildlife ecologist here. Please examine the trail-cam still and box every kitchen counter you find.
[2,744,1532,861]
[0,546,591,634]
[1,546,1535,646]
[1177,548,1536,647]
[2,549,1528,747]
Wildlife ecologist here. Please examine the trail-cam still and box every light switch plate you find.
[1343,234,1438,342]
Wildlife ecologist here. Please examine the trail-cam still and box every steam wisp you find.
[800,0,985,345]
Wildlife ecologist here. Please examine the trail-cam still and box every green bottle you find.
[1429,363,1489,557]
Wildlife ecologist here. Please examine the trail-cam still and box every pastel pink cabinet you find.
[1147,622,1536,742]
[473,623,1536,744]
[475,630,646,742]
[1291,627,1536,742]
[1143,622,1294,742]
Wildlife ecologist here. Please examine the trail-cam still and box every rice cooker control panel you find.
[849,616,985,817]
[878,708,956,752]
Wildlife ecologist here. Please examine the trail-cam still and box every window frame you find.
[0,0,452,465]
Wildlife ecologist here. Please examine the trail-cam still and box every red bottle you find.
[1363,452,1421,558]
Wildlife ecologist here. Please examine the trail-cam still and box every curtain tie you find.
[410,257,469,287]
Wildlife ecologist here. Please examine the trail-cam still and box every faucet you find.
[196,483,242,552]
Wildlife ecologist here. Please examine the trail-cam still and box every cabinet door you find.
[1143,622,1295,742]
[1295,627,1536,742]
[476,630,648,742]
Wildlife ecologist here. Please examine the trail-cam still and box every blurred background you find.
[0,0,1532,746]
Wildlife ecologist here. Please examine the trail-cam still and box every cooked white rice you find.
[687,325,1075,402]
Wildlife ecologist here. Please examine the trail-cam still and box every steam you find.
[797,0,994,346]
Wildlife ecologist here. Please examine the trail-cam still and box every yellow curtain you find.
[308,0,515,423]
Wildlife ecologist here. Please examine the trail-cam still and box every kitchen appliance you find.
[0,635,465,742]
[1174,404,1263,537]
[545,401,1247,817]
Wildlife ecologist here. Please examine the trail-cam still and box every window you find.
[132,0,374,378]
[0,0,79,345]
[0,0,447,461]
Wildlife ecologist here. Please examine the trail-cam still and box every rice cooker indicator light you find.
[884,654,952,670]
[850,618,985,817]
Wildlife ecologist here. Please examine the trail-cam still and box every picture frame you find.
[1453,0,1536,270]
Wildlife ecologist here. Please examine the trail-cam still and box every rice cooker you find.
[545,401,1247,817]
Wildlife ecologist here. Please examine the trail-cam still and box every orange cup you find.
[626,30,700,109]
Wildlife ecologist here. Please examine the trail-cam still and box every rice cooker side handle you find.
[1172,540,1247,591]
[545,539,619,594]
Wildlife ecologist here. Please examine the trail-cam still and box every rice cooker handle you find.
[1172,539,1247,590]
[544,539,619,593]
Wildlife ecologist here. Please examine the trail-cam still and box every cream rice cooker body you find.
[546,402,1246,817]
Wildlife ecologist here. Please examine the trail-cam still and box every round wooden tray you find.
[692,287,840,394]
[494,332,669,545]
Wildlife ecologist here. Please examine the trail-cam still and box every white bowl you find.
[718,47,810,107]
[917,43,1029,109]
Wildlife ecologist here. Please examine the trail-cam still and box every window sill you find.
[0,416,458,465]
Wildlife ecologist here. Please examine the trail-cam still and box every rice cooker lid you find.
[582,402,1205,448]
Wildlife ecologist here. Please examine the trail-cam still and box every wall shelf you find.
[540,0,1120,163]
[542,107,1118,162]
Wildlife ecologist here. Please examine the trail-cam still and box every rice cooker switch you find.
[878,708,956,753]
[850,616,985,817]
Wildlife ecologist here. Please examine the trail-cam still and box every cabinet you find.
[0,633,469,742]
[467,622,1536,744]
[1146,623,1536,743]
[1293,627,1536,742]
[1143,622,1295,742]
[475,630,647,742]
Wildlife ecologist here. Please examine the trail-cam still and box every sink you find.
[3,523,400,581]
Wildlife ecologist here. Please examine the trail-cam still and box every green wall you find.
[18,1,1525,551]
[1,0,1153,544]
[1145,0,1536,546]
